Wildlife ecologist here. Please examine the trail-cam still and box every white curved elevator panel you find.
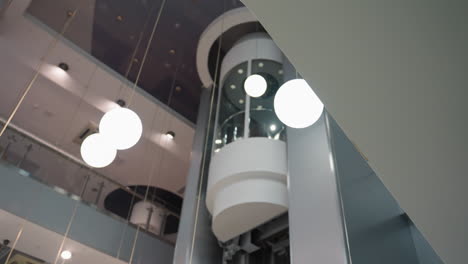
[206,138,288,242]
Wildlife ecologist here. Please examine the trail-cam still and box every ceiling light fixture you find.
[116,99,126,107]
[274,79,324,128]
[81,133,117,168]
[58,62,69,72]
[244,74,267,98]
[60,250,72,260]
[165,131,175,140]
[99,107,143,150]
[215,139,222,144]
[270,124,277,131]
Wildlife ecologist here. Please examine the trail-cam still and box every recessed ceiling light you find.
[165,131,175,140]
[230,84,236,89]
[258,62,264,68]
[239,99,244,104]
[61,250,72,260]
[270,124,277,131]
[58,62,69,72]
[116,99,126,107]
[215,139,222,144]
[237,69,244,74]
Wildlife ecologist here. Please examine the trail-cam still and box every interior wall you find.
[240,1,468,263]
[330,117,439,264]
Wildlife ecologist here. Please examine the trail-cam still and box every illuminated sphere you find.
[80,133,116,168]
[99,107,142,150]
[274,79,324,128]
[244,74,267,97]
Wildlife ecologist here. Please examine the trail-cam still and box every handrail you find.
[0,117,152,205]
[0,118,182,244]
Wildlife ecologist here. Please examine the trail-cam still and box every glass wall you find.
[213,59,285,152]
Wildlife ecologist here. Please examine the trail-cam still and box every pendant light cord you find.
[115,0,160,102]
[188,0,226,262]
[127,0,167,107]
[0,10,78,138]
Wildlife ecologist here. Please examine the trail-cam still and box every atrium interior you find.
[0,0,465,264]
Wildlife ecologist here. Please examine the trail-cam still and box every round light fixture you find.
[99,107,142,150]
[58,62,69,72]
[274,79,324,128]
[244,74,267,98]
[270,124,277,131]
[165,131,175,140]
[81,133,117,168]
[61,250,72,260]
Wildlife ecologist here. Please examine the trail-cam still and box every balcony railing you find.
[0,118,178,244]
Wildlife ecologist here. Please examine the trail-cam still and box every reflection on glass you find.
[214,59,286,152]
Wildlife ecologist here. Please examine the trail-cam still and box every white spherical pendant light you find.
[99,107,142,150]
[274,79,324,128]
[244,74,267,97]
[81,133,117,168]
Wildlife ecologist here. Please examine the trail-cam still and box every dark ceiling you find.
[27,0,244,123]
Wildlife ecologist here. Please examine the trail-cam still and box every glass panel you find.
[214,62,248,151]
[248,59,285,140]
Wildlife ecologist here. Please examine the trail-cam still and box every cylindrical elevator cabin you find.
[206,32,288,242]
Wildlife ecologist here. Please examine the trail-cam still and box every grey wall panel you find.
[286,115,349,264]
[410,224,444,264]
[330,118,440,263]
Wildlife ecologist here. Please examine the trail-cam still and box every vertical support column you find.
[244,60,251,138]
[173,88,222,264]
[284,57,350,264]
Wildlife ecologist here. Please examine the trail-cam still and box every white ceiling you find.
[240,0,468,263]
[0,209,126,264]
[0,0,194,205]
